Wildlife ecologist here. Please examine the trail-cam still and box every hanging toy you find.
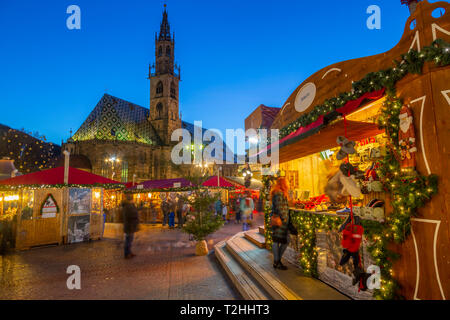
[336,116,370,292]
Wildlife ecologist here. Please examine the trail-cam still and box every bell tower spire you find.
[149,4,181,146]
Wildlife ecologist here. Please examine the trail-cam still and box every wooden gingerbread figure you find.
[398,103,417,172]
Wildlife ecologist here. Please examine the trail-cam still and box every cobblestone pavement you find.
[0,213,264,300]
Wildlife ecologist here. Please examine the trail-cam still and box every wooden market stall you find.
[126,178,194,224]
[0,166,123,250]
[201,176,235,205]
[262,0,450,300]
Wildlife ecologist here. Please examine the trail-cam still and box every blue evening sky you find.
[0,0,419,144]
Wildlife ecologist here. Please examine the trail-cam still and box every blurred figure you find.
[222,203,228,223]
[215,198,222,217]
[177,197,184,228]
[161,197,170,227]
[149,202,157,224]
[182,201,189,227]
[235,196,242,224]
[122,193,140,259]
[240,191,254,231]
[168,195,176,229]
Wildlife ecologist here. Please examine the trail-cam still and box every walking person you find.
[177,196,184,228]
[122,193,140,259]
[168,194,176,229]
[240,191,254,231]
[215,198,222,217]
[235,196,242,224]
[222,203,228,223]
[161,197,170,227]
[270,177,297,270]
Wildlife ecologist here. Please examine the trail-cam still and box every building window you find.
[166,46,171,56]
[121,161,128,183]
[156,81,163,96]
[170,81,176,98]
[158,46,162,56]
[156,103,163,119]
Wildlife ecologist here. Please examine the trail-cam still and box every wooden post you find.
[63,150,70,184]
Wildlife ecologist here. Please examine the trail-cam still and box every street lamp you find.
[105,156,120,180]
[242,164,252,188]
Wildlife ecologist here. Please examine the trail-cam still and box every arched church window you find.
[166,46,171,56]
[156,81,163,95]
[156,103,163,119]
[158,46,162,56]
[170,81,176,98]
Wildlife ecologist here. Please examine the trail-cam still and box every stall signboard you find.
[69,188,91,214]
[41,194,58,218]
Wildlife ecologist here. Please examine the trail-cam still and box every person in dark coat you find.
[176,197,184,228]
[161,197,170,227]
[122,193,140,259]
[235,196,242,224]
[270,177,297,270]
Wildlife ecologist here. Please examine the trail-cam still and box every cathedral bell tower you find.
[149,5,181,146]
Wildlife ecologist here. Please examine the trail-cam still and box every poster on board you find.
[69,188,91,214]
[67,215,90,243]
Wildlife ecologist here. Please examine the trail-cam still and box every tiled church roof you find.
[71,94,163,145]
[71,94,235,161]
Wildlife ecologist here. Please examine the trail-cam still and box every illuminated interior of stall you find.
[0,192,20,218]
[281,133,387,199]
[279,97,387,209]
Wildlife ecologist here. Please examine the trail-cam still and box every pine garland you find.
[275,39,450,142]
[0,183,125,191]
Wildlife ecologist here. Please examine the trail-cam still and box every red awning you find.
[0,166,121,186]
[202,176,235,188]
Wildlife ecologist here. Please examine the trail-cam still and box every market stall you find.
[0,166,123,250]
[201,176,234,205]
[261,0,449,300]
[126,178,194,224]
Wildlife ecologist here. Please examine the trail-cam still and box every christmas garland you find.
[0,183,125,191]
[276,39,450,142]
[262,39,447,300]
[126,186,219,194]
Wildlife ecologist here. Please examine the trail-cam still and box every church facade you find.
[63,8,237,182]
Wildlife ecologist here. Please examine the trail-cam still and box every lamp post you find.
[217,166,222,187]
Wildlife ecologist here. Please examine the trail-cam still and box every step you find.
[226,233,301,300]
[258,226,265,235]
[244,230,265,248]
[214,240,271,300]
[226,232,350,300]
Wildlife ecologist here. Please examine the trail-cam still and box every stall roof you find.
[0,166,121,186]
[202,176,235,188]
[127,178,194,191]
[279,119,384,163]
[224,176,263,190]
